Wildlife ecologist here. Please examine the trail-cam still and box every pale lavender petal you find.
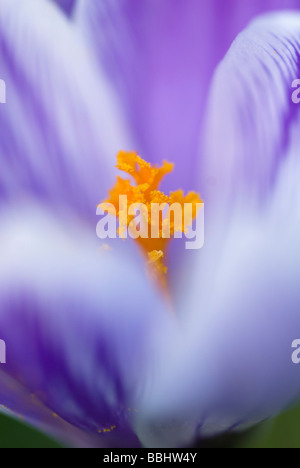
[76,0,300,192]
[135,13,300,448]
[137,142,300,447]
[201,12,300,205]
[172,10,300,300]
[0,0,132,219]
[0,204,169,447]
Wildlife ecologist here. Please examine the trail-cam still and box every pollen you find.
[99,151,202,289]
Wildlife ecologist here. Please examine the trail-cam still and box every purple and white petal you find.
[76,0,300,192]
[201,11,300,205]
[0,370,107,447]
[135,12,300,448]
[0,203,169,447]
[0,0,132,219]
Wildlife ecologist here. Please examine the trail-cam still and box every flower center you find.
[99,151,202,289]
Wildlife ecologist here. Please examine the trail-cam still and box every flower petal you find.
[0,203,168,447]
[201,11,300,205]
[76,0,300,192]
[134,13,300,448]
[171,11,300,300]
[136,142,300,447]
[0,370,106,447]
[0,0,132,217]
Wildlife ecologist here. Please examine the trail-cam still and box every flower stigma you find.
[99,151,202,292]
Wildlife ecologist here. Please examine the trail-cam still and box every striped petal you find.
[0,203,168,447]
[135,12,300,448]
[0,0,132,219]
[76,0,300,192]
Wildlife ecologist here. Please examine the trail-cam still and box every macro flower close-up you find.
[1,0,300,450]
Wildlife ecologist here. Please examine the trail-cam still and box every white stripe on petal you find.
[0,0,133,216]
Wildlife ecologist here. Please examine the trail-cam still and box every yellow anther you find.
[99,151,202,290]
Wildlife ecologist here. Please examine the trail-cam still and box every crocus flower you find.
[0,0,300,448]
